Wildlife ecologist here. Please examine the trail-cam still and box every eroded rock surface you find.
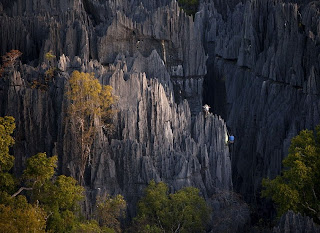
[0,51,233,225]
[1,0,320,231]
[201,0,320,208]
[273,211,320,233]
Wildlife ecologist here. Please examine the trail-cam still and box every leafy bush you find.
[133,180,210,233]
[177,0,199,16]
[262,126,320,223]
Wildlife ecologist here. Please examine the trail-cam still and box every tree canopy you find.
[0,116,15,193]
[0,50,22,77]
[96,194,126,233]
[23,152,58,186]
[262,126,320,223]
[23,153,84,232]
[1,109,123,232]
[44,50,56,79]
[177,0,199,16]
[0,116,47,233]
[133,180,210,233]
[0,116,15,172]
[0,195,46,233]
[0,116,86,232]
[66,70,116,184]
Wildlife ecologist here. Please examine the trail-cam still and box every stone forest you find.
[0,0,319,232]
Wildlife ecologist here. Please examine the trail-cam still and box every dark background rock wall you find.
[201,0,320,221]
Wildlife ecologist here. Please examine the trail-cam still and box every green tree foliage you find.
[0,117,47,233]
[134,180,210,233]
[66,70,116,183]
[177,0,199,16]
[23,152,57,187]
[0,116,15,172]
[0,116,124,232]
[0,116,15,193]
[73,220,116,233]
[48,175,84,210]
[22,154,84,232]
[73,220,104,233]
[262,126,320,222]
[0,195,46,233]
[96,194,126,232]
[0,116,86,232]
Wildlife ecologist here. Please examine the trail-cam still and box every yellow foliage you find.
[66,70,116,183]
[30,80,48,91]
[67,70,117,133]
[45,67,56,79]
[44,51,56,80]
[0,201,46,233]
[67,71,102,117]
[45,51,56,62]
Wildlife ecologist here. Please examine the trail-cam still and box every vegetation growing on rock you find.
[44,51,56,79]
[96,194,126,232]
[0,116,126,232]
[132,180,210,233]
[0,119,85,233]
[66,71,116,184]
[0,50,22,77]
[177,0,199,16]
[262,126,320,223]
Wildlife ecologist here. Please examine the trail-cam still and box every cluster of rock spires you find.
[272,211,320,233]
[201,0,320,220]
[0,0,319,232]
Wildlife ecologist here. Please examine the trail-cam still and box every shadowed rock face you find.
[1,0,320,231]
[201,0,320,209]
[273,211,320,233]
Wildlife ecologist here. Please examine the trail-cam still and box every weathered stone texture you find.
[201,0,320,206]
[273,211,320,233]
[1,0,320,231]
[0,52,233,221]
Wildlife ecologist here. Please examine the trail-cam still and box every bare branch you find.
[174,222,181,233]
[302,202,317,214]
[312,187,318,202]
[11,187,33,197]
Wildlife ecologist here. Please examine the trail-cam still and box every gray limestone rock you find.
[273,211,320,233]
[209,190,251,233]
[201,0,320,208]
[1,0,320,231]
[0,51,234,223]
[88,52,233,216]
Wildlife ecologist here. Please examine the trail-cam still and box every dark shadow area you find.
[202,43,227,120]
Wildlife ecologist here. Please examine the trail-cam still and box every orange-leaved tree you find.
[0,50,22,77]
